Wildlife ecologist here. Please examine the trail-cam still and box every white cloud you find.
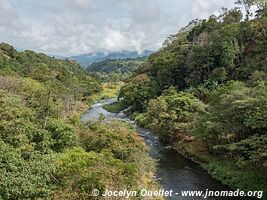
[191,0,235,19]
[0,0,236,56]
[67,0,92,9]
[0,0,21,28]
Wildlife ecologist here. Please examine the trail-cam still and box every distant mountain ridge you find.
[86,57,147,74]
[68,50,154,67]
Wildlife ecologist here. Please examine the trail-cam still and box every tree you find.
[0,140,55,199]
[235,0,258,20]
[192,81,267,143]
[138,87,206,142]
[221,8,243,24]
[46,119,77,152]
[119,74,157,111]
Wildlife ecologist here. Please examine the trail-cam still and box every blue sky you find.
[0,0,235,56]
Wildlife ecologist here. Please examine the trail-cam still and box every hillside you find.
[0,43,157,199]
[69,50,153,67]
[119,4,267,194]
[87,58,146,74]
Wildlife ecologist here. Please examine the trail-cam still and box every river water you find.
[81,99,253,200]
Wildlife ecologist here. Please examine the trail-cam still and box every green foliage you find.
[81,121,147,161]
[192,81,267,143]
[0,140,56,199]
[87,58,145,74]
[0,43,158,199]
[46,120,78,152]
[54,121,156,199]
[122,7,267,110]
[148,51,176,91]
[119,74,157,111]
[102,101,127,113]
[136,87,206,142]
[213,134,267,167]
[0,43,101,99]
[187,80,219,102]
[0,89,37,148]
[204,157,267,193]
[87,57,147,82]
[54,148,137,199]
[234,0,262,20]
[120,4,267,193]
[220,8,243,24]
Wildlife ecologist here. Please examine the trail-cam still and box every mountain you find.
[86,57,147,74]
[119,6,267,196]
[105,50,153,60]
[68,52,106,67]
[68,50,154,67]
[47,54,66,60]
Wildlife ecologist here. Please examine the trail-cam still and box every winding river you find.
[81,99,252,200]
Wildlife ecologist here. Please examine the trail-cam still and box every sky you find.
[0,0,236,56]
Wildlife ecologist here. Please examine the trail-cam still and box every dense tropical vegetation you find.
[1,0,267,198]
[0,43,157,199]
[119,1,267,195]
[87,57,146,82]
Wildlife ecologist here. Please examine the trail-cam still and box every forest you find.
[1,0,267,199]
[0,43,157,199]
[119,1,267,194]
[87,57,146,82]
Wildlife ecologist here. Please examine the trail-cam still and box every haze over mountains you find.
[68,50,154,67]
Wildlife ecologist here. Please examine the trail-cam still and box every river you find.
[81,99,253,200]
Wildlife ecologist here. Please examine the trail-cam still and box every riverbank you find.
[87,82,123,106]
[80,101,163,199]
[102,103,266,199]
[101,99,246,200]
[174,138,267,198]
[102,101,127,113]
[78,82,123,121]
[102,102,267,200]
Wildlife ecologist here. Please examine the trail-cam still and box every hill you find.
[119,4,267,194]
[0,42,101,98]
[86,57,146,74]
[0,43,158,199]
[69,50,153,67]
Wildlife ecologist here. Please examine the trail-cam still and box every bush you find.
[192,81,267,143]
[141,87,206,142]
[0,140,56,199]
[54,147,138,199]
[0,90,36,147]
[46,120,78,152]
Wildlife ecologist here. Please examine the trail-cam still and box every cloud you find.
[0,0,19,28]
[191,0,235,19]
[0,0,235,56]
[128,0,161,24]
[67,0,92,10]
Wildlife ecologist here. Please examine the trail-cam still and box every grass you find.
[100,82,123,99]
[103,101,127,113]
[175,140,267,197]
[204,158,267,195]
[87,82,123,106]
